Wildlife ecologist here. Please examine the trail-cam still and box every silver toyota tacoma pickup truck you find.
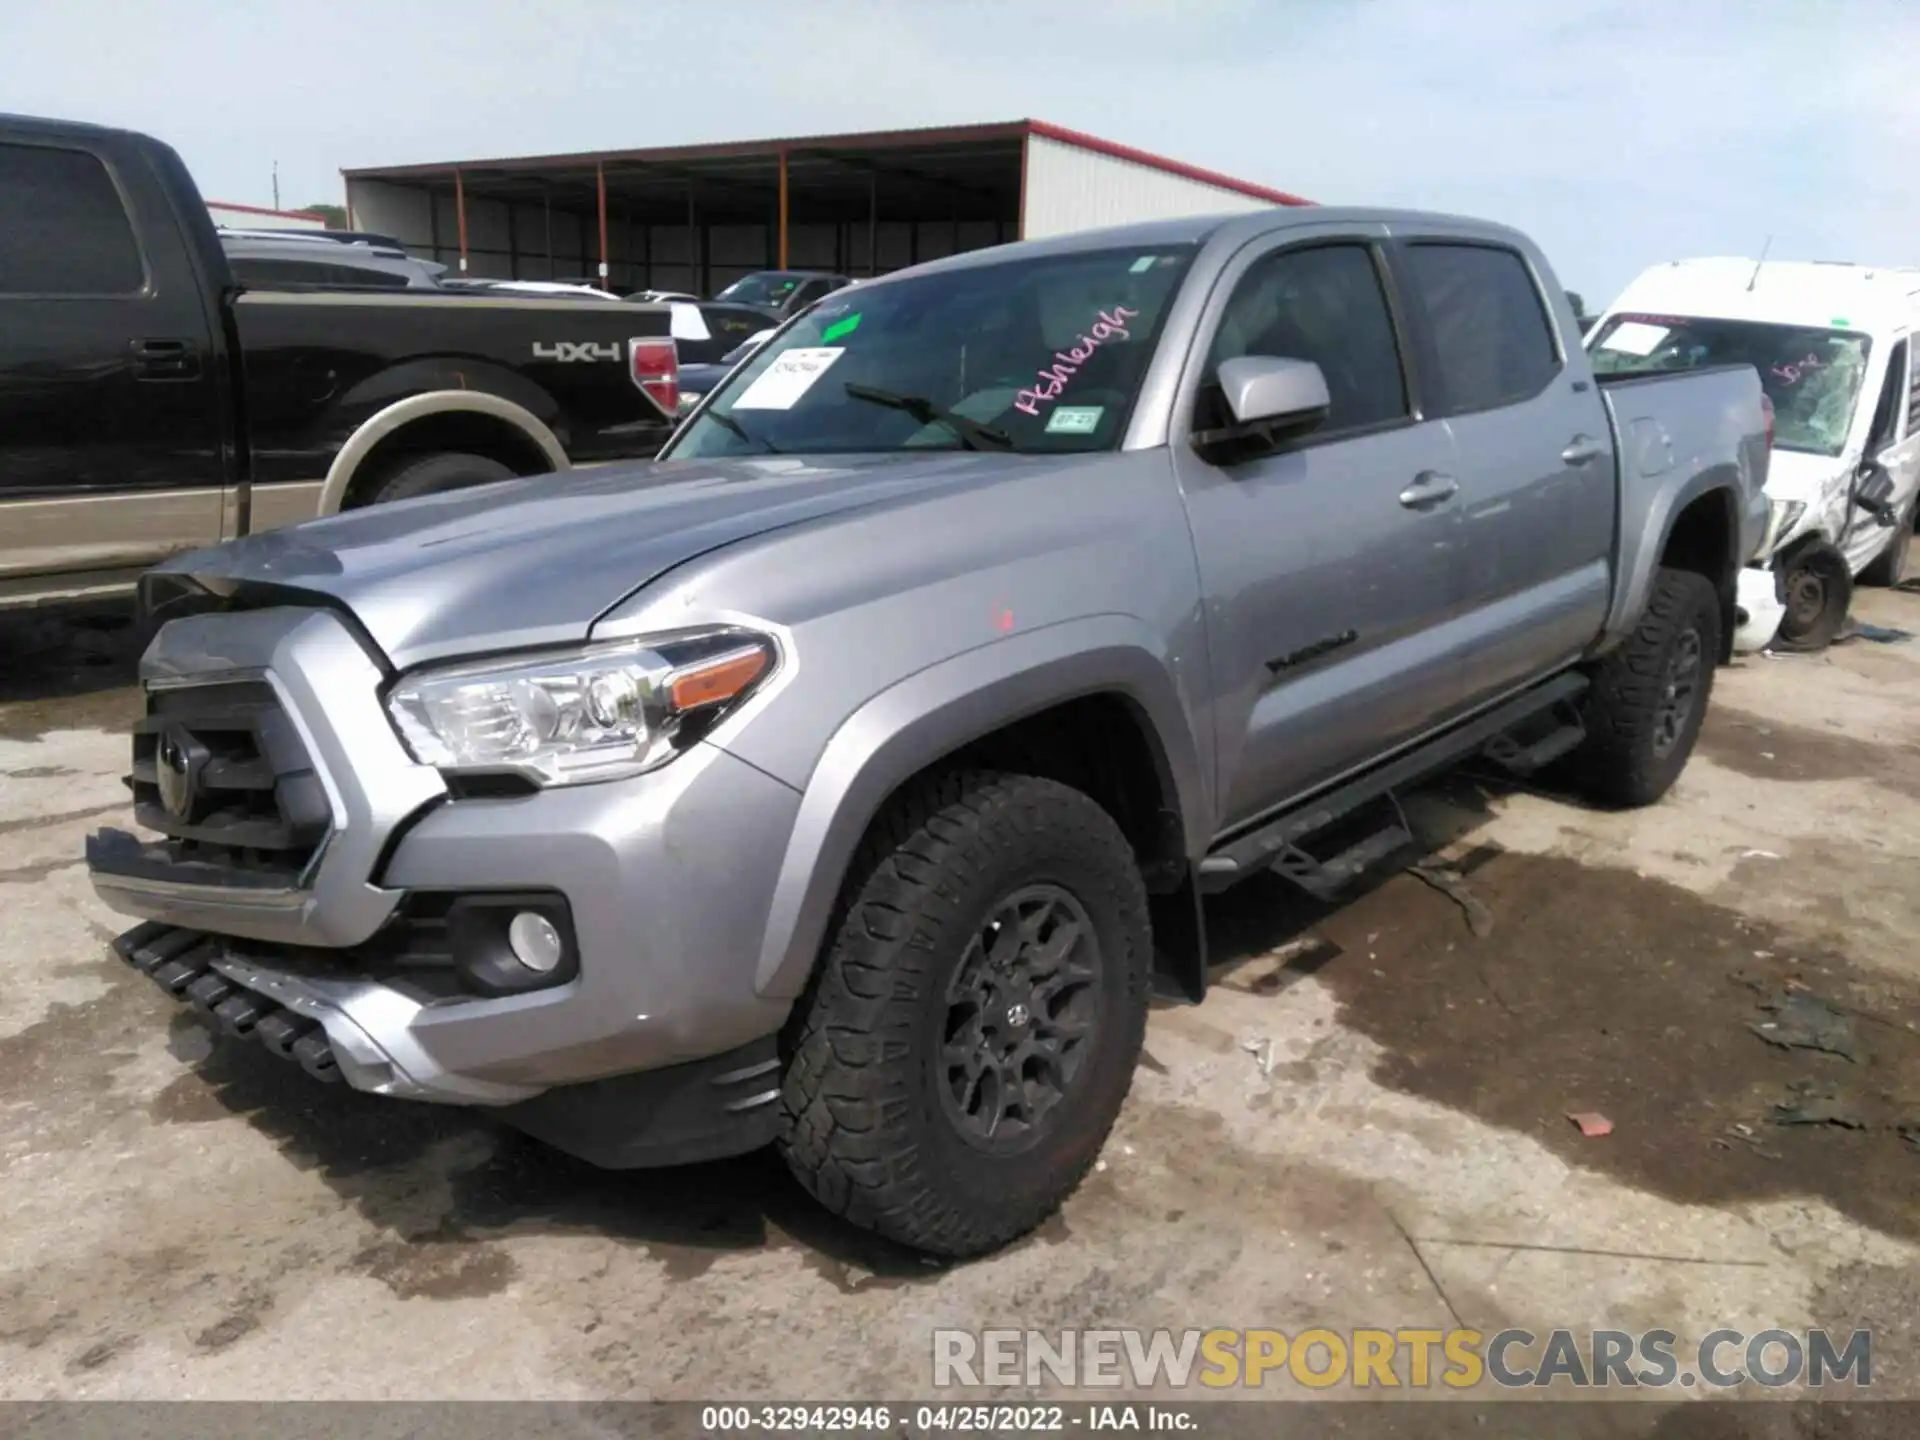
[88,208,1771,1257]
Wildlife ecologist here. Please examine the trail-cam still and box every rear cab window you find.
[1589,313,1872,457]
[665,244,1195,459]
[0,141,145,296]
[1402,243,1560,415]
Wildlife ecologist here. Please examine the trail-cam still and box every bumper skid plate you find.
[111,919,786,1169]
[114,919,343,1083]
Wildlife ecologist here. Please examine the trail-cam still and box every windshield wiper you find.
[704,409,780,453]
[842,383,1014,451]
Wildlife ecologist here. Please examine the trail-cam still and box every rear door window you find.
[1403,243,1560,415]
[0,142,145,296]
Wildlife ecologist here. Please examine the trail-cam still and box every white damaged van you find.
[1589,259,1919,650]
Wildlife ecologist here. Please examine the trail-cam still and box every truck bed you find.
[1597,363,1773,647]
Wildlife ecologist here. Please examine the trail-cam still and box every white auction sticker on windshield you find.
[731,347,844,410]
[1599,321,1669,357]
[1046,405,1104,434]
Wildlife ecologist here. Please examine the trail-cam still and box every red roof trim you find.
[206,199,328,220]
[1023,121,1312,206]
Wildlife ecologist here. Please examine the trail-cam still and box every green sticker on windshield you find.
[1046,405,1104,435]
[1129,255,1157,274]
[820,312,862,344]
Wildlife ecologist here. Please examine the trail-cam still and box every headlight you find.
[676,390,704,414]
[387,627,775,787]
[1765,499,1807,554]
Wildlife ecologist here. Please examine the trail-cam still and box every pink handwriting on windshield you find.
[1772,352,1825,386]
[1013,306,1139,416]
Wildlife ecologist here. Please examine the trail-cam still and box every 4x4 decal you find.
[533,341,621,363]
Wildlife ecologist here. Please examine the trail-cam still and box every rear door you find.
[1170,226,1468,829]
[0,135,226,585]
[1388,235,1615,703]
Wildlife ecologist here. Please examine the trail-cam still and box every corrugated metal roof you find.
[342,118,1310,206]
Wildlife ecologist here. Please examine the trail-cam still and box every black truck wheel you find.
[777,770,1151,1257]
[1774,543,1853,650]
[365,451,514,505]
[1563,566,1721,808]
[1857,498,1914,587]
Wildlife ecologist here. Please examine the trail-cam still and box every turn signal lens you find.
[669,649,771,712]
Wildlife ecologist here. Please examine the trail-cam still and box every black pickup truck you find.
[0,114,682,609]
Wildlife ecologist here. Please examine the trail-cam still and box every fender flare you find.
[1600,465,1741,652]
[749,614,1210,1001]
[318,391,570,515]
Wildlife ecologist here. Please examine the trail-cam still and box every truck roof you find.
[0,111,142,143]
[1608,257,1920,335]
[888,207,1540,278]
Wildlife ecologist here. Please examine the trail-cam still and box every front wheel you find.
[1774,544,1854,650]
[1562,566,1721,808]
[777,770,1151,1257]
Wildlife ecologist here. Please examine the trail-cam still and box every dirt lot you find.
[3,588,1919,1413]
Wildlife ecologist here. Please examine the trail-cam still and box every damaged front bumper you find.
[1733,561,1788,654]
[87,604,806,1162]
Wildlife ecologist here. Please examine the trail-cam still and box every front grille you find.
[126,681,332,884]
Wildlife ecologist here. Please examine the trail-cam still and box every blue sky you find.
[6,0,1916,306]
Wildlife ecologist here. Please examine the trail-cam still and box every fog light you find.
[507,911,565,973]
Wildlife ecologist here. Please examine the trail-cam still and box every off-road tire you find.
[1564,566,1721,808]
[364,451,514,505]
[1857,498,1914,587]
[777,770,1152,1258]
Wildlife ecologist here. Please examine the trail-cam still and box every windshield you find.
[715,273,803,308]
[664,244,1195,459]
[1588,313,1873,456]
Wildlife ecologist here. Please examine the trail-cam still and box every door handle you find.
[1398,471,1459,509]
[1561,434,1605,465]
[129,337,202,381]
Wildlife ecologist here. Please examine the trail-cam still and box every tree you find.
[302,203,348,230]
[1566,290,1588,319]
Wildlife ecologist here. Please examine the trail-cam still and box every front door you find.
[1169,229,1467,831]
[1842,335,1917,573]
[0,137,225,583]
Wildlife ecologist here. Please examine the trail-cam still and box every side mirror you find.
[1855,461,1898,527]
[1192,356,1331,464]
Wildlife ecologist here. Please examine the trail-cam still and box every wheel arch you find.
[320,391,570,514]
[1604,469,1742,661]
[750,620,1209,1003]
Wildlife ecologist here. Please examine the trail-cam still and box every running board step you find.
[1199,671,1589,894]
[1268,805,1415,901]
[1480,709,1586,776]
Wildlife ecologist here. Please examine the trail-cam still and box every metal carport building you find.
[341,119,1310,295]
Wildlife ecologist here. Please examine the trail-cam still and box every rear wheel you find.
[1857,499,1914,587]
[1774,544,1853,650]
[1562,566,1720,808]
[777,770,1151,1257]
[363,451,514,506]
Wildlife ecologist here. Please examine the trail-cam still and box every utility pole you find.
[271,160,280,211]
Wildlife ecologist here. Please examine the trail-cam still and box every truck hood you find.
[157,453,1035,669]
